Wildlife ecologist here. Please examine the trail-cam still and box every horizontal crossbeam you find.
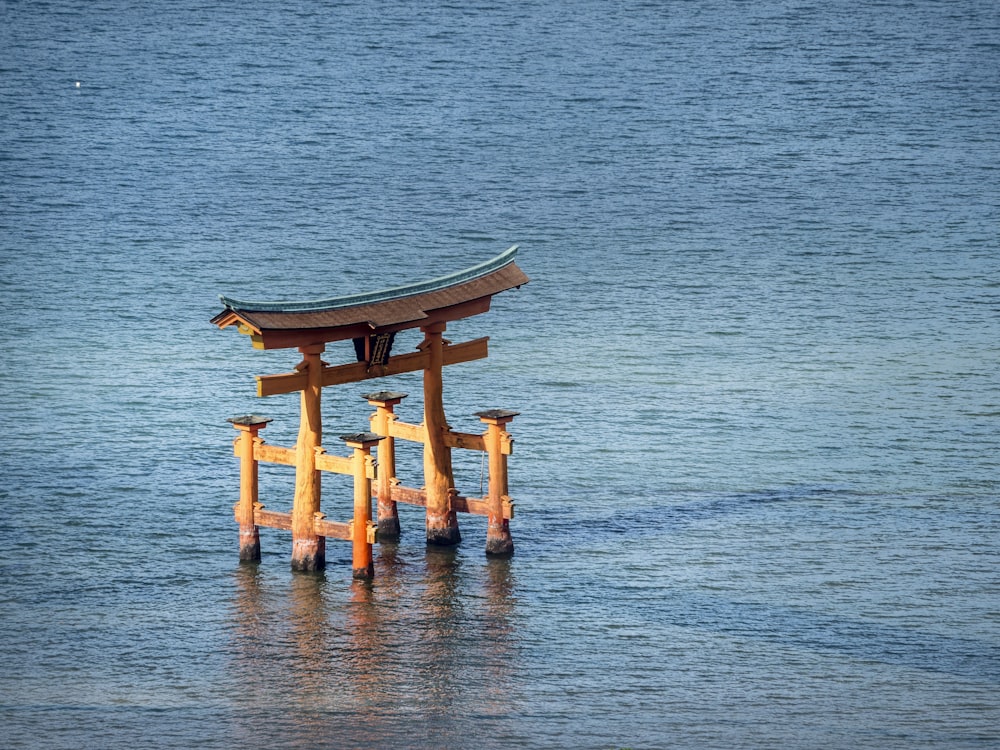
[256,336,489,397]
[252,443,294,465]
[236,505,353,540]
[237,441,356,474]
[388,420,486,451]
[375,485,514,519]
[382,420,512,454]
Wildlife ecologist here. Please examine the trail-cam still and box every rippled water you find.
[2,1,998,748]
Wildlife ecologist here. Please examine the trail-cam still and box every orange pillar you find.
[342,432,382,580]
[291,344,325,572]
[421,323,460,546]
[476,410,518,557]
[229,415,272,562]
[363,391,407,541]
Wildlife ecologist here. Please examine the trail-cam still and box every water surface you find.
[1,1,998,748]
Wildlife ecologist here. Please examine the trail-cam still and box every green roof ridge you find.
[219,245,519,313]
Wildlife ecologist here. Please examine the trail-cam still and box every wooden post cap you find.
[339,432,385,448]
[361,391,408,405]
[474,409,520,423]
[227,415,273,427]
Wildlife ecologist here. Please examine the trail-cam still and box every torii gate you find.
[212,246,529,577]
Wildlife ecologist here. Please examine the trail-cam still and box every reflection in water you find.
[227,547,520,748]
[416,547,464,722]
[482,558,518,717]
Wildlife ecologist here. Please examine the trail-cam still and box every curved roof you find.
[212,245,529,350]
[221,244,520,313]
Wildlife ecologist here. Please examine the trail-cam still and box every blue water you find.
[2,1,999,748]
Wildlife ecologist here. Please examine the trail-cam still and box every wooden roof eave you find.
[220,244,520,314]
[212,245,528,350]
[245,295,495,351]
[211,309,262,337]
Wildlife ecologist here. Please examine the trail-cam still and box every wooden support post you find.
[363,391,407,541]
[421,323,460,546]
[476,410,518,557]
[341,432,383,580]
[229,415,272,562]
[291,344,325,572]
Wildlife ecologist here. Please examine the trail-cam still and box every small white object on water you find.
[75,81,81,88]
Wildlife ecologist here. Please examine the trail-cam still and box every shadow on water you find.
[541,486,1000,687]
[568,485,856,538]
[226,548,520,749]
[626,589,1000,685]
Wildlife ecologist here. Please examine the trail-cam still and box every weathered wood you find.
[383,484,427,507]
[380,418,487,451]
[446,431,486,451]
[243,506,352,540]
[254,507,292,531]
[386,419,424,443]
[365,394,404,541]
[247,443,354,474]
[453,494,491,517]
[253,442,296,466]
[500,434,514,456]
[325,335,488,387]
[314,450,352,475]
[422,324,460,546]
[349,440,376,579]
[373,484,513,520]
[217,248,529,581]
[313,514,351,541]
[229,418,269,563]
[291,345,325,571]
[478,411,517,557]
[256,336,489,397]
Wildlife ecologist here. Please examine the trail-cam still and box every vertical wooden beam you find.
[363,391,407,541]
[476,410,518,557]
[291,344,325,572]
[421,323,460,546]
[229,415,272,562]
[342,432,383,580]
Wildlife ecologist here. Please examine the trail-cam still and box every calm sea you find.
[2,1,998,748]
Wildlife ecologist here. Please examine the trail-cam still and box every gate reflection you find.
[228,543,519,748]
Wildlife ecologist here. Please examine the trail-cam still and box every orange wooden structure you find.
[213,246,528,577]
